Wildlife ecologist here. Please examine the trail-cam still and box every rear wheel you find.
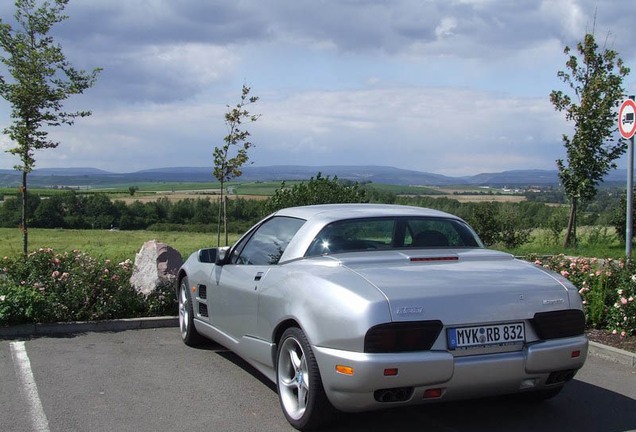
[178,276,203,346]
[276,327,335,430]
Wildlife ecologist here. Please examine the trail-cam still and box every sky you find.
[0,0,635,177]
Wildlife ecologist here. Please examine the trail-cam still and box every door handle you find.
[254,272,264,281]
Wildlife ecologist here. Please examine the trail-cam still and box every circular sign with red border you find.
[619,99,636,139]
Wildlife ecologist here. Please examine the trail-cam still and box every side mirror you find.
[198,248,217,264]
[216,247,230,265]
[198,247,231,265]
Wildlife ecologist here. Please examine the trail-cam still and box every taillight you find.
[531,310,585,340]
[364,321,443,353]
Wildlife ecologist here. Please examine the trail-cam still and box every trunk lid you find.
[336,249,570,325]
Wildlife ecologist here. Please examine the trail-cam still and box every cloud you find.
[0,0,634,176]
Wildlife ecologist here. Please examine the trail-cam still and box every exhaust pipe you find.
[374,387,414,403]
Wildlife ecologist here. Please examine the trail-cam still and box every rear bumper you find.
[313,335,588,412]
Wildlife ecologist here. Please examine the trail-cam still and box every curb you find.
[588,341,636,368]
[0,316,178,339]
[1,319,634,368]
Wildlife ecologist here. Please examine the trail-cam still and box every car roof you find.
[275,204,465,262]
[274,203,459,223]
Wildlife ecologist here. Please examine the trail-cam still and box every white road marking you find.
[10,341,50,432]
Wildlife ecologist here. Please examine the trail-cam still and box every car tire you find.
[276,327,336,431]
[178,276,204,347]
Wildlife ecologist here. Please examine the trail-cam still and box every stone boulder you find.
[130,240,183,295]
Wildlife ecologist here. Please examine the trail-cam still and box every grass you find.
[0,228,241,263]
[365,183,445,195]
[1,225,630,264]
[501,227,628,259]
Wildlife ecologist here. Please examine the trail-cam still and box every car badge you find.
[542,298,565,305]
[396,306,423,315]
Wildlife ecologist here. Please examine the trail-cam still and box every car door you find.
[210,216,305,341]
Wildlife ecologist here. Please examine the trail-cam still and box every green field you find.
[1,181,446,200]
[1,225,629,263]
[0,228,241,262]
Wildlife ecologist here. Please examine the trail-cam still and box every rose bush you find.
[532,254,635,337]
[0,249,176,326]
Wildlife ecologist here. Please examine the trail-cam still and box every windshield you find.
[305,217,482,257]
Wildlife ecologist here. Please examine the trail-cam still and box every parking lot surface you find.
[2,327,635,432]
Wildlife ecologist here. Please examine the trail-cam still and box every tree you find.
[0,0,100,254]
[611,189,635,243]
[265,173,368,214]
[468,202,500,247]
[550,32,630,247]
[213,85,259,246]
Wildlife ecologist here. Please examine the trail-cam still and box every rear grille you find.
[198,303,208,318]
[546,369,576,385]
[198,285,207,299]
[531,310,585,340]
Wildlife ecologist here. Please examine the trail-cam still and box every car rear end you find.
[311,249,588,412]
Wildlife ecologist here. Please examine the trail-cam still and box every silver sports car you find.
[177,204,587,430]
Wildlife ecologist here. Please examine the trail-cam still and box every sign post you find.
[619,97,636,261]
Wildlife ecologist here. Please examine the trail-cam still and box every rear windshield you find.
[305,217,482,257]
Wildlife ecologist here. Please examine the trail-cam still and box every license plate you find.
[447,323,525,350]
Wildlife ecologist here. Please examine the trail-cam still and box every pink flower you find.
[570,263,577,269]
[20,280,26,285]
[61,272,69,279]
[612,329,618,335]
[621,297,628,305]
[52,271,60,278]
[560,270,570,277]
[629,297,634,302]
[621,331,626,338]
[53,258,60,265]
[104,269,109,273]
[618,289,624,295]
[596,270,602,276]
[534,260,542,265]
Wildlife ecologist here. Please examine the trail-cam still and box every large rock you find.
[130,240,183,295]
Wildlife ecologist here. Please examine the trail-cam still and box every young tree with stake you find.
[0,0,100,254]
[550,32,630,247]
[213,85,260,246]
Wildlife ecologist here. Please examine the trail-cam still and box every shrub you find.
[532,254,635,335]
[0,249,175,326]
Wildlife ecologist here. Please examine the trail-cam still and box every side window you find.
[233,217,305,265]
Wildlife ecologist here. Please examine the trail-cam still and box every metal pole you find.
[627,136,633,260]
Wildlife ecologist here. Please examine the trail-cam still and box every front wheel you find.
[178,276,203,346]
[276,327,335,431]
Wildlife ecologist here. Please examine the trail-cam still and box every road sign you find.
[619,99,636,139]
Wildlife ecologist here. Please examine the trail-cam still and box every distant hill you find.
[0,165,629,188]
[468,170,559,185]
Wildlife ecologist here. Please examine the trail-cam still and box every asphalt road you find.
[1,327,635,432]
